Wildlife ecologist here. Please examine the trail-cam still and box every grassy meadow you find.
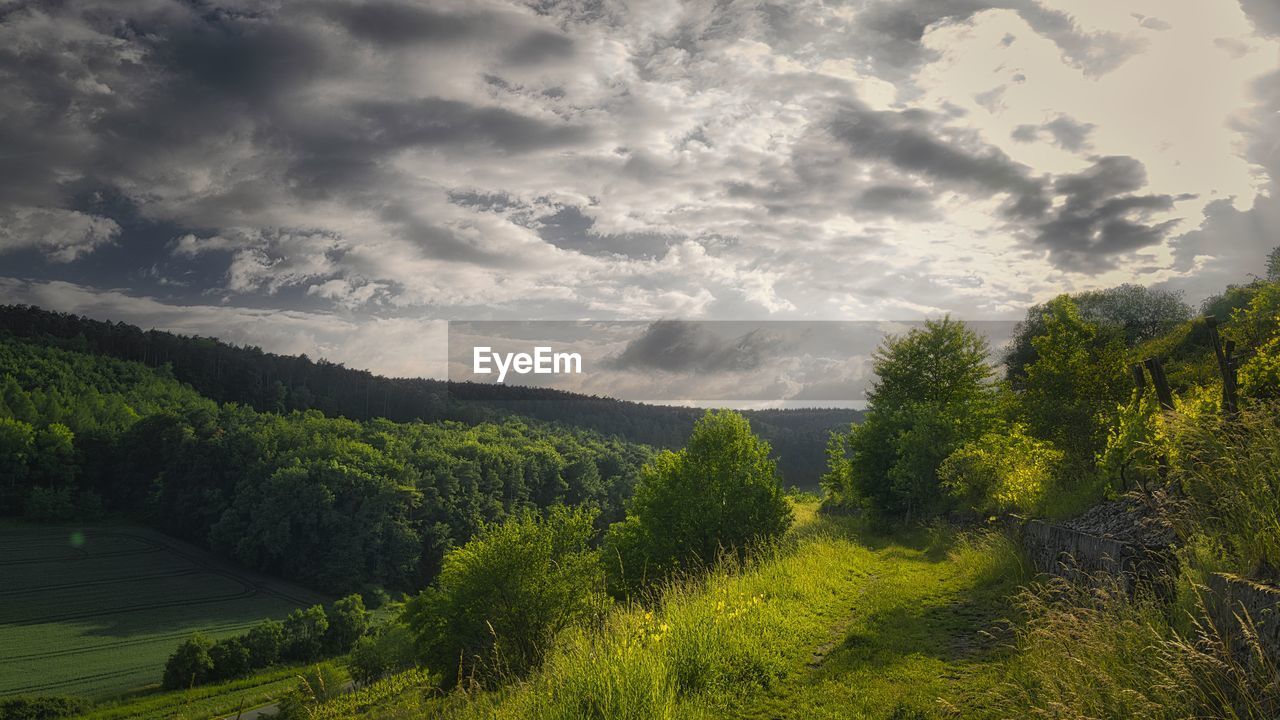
[323,501,1028,720]
[0,522,329,701]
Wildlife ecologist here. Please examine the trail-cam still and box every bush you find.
[603,410,792,593]
[283,605,330,662]
[348,622,417,686]
[243,619,285,668]
[0,696,88,720]
[403,506,608,684]
[276,662,347,720]
[939,424,1061,516]
[22,486,105,522]
[324,593,371,655]
[208,636,252,682]
[162,633,215,690]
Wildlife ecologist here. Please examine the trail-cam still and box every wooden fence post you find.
[1143,357,1175,412]
[1130,364,1146,395]
[1204,316,1240,416]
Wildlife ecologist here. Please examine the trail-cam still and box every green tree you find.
[403,506,606,684]
[348,622,417,686]
[603,410,792,592]
[0,376,37,423]
[838,318,999,518]
[283,605,330,662]
[939,424,1063,515]
[162,633,215,689]
[30,423,76,487]
[0,417,34,502]
[1267,246,1280,282]
[208,637,251,682]
[1017,297,1129,471]
[324,593,371,655]
[243,619,285,668]
[1004,285,1190,385]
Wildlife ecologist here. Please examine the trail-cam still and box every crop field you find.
[0,523,330,700]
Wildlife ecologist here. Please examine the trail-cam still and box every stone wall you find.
[1006,515,1280,663]
[1009,517,1178,594]
[1205,572,1280,665]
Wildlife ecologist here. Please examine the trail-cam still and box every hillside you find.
[297,503,1029,719]
[0,335,653,592]
[0,522,328,699]
[0,305,859,487]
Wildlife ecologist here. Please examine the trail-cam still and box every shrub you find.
[325,593,371,655]
[403,506,607,684]
[22,486,105,522]
[276,662,347,720]
[0,696,88,720]
[208,636,252,682]
[939,424,1061,516]
[243,619,285,668]
[348,622,417,686]
[283,605,330,662]
[162,633,215,690]
[603,410,792,593]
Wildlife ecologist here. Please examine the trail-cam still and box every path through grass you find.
[347,504,1028,720]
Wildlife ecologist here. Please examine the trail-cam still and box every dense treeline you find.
[0,338,651,593]
[0,305,854,487]
[825,273,1280,523]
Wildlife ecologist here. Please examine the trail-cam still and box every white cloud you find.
[0,206,121,262]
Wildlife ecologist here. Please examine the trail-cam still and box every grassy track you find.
[80,664,345,720]
[341,502,1027,719]
[0,522,330,701]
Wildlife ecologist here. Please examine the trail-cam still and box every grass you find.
[78,664,320,720]
[0,522,329,701]
[1169,404,1280,579]
[995,575,1280,719]
[327,502,1029,719]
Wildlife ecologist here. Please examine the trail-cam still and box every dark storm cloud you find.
[327,1,576,63]
[828,103,1184,271]
[847,0,1142,80]
[380,202,523,268]
[1010,115,1096,152]
[851,185,939,220]
[1034,157,1187,272]
[350,98,590,154]
[827,104,1050,219]
[323,1,486,45]
[535,205,675,259]
[607,320,782,374]
[1238,0,1280,36]
[503,29,575,64]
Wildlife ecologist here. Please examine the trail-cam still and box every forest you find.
[0,305,855,487]
[0,335,651,593]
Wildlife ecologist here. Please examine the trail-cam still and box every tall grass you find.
[996,575,1280,719]
[329,512,1025,720]
[1167,404,1280,579]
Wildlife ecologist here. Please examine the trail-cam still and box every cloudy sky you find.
[1,0,1277,380]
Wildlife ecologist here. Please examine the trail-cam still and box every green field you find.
[0,523,330,700]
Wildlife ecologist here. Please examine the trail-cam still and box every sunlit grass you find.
[334,504,1028,720]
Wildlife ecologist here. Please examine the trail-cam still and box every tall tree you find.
[836,318,999,518]
[1017,296,1128,470]
[604,410,792,593]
